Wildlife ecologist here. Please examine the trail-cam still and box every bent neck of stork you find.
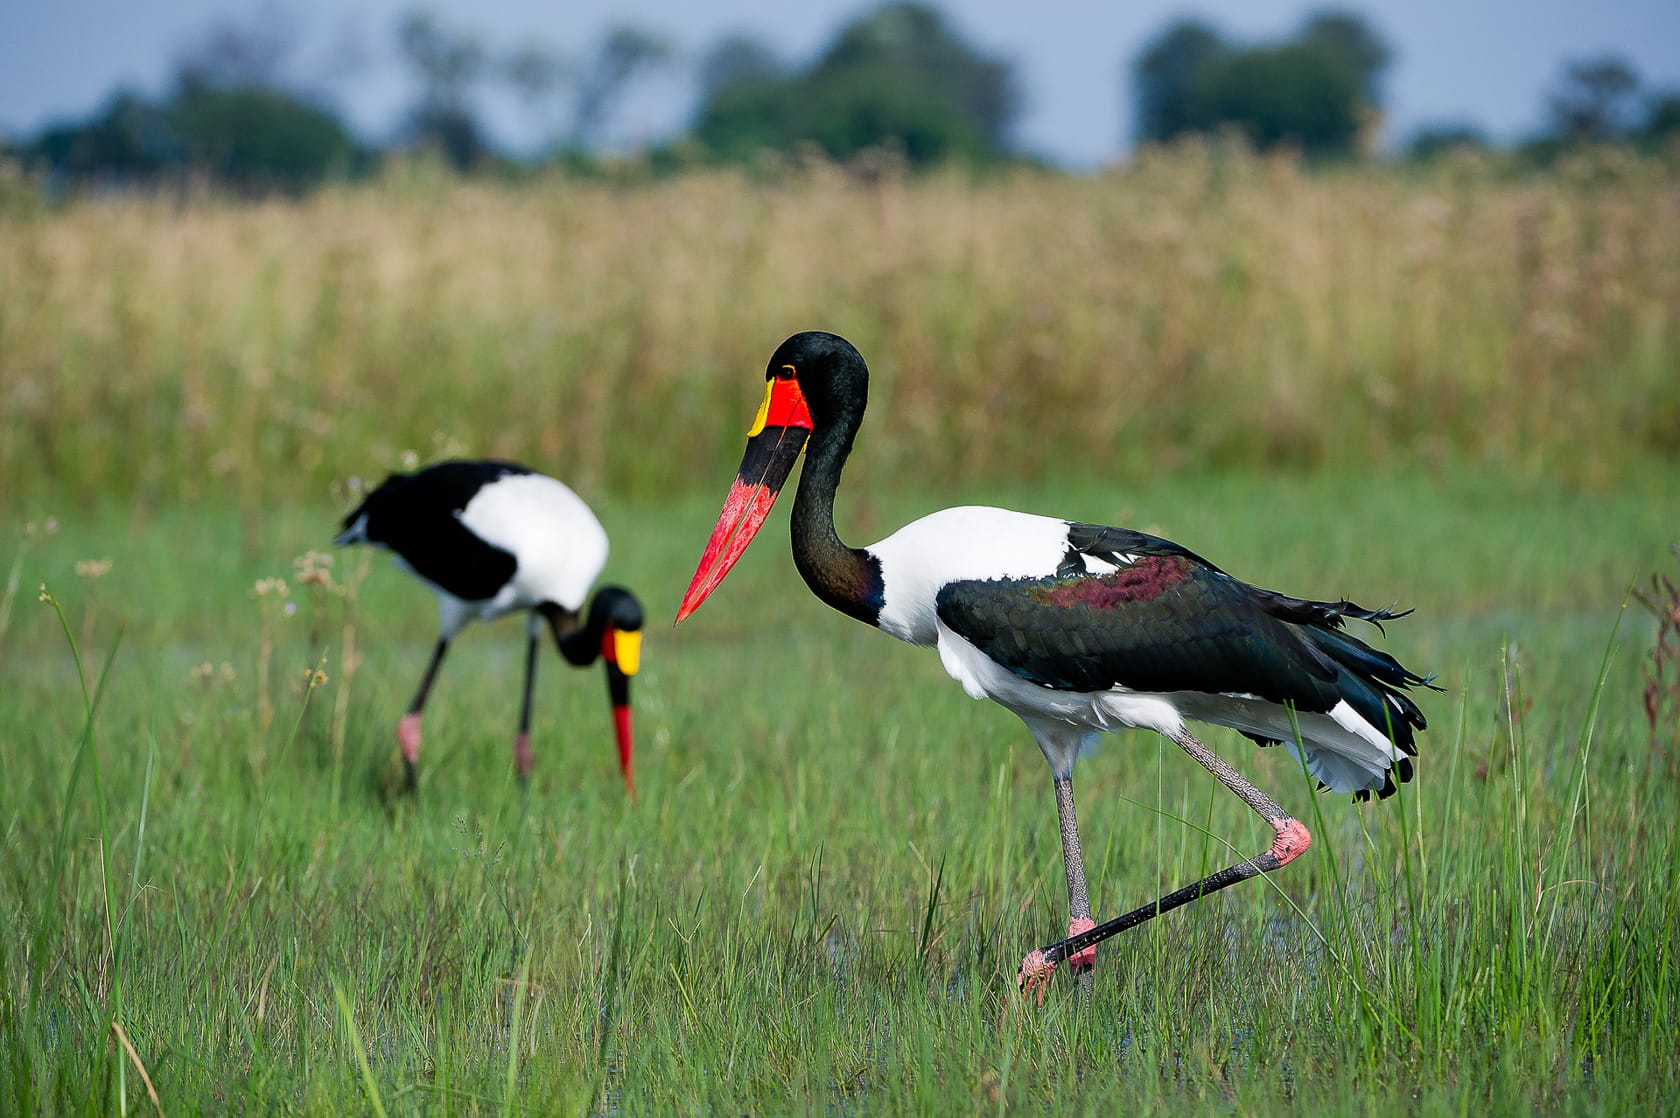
[788,377,883,627]
[554,612,602,666]
[552,588,642,666]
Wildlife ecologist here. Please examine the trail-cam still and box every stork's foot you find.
[1014,915,1097,1006]
[1016,948,1056,1005]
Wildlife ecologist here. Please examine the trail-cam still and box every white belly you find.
[933,618,1404,795]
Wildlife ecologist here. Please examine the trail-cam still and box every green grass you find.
[2,462,1677,1114]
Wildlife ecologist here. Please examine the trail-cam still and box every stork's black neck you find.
[789,395,885,628]
[552,605,602,666]
[550,587,642,666]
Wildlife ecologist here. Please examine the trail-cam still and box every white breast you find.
[867,505,1073,646]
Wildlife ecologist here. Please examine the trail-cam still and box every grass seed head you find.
[293,550,339,591]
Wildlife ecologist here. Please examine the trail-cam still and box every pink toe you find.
[1018,949,1055,1003]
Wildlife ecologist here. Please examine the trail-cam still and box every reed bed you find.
[2,144,1676,511]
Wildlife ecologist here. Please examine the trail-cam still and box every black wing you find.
[934,522,1431,755]
[339,459,531,601]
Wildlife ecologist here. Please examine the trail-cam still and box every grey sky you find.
[3,0,1677,167]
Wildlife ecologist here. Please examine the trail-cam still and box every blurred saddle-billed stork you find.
[674,331,1434,998]
[335,459,644,794]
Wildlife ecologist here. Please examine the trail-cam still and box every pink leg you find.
[398,713,423,765]
[399,637,449,791]
[1067,916,1097,970]
[514,731,533,784]
[397,713,423,791]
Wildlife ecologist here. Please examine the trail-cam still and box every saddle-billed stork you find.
[336,459,643,794]
[675,331,1433,997]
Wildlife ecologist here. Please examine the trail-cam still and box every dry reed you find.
[2,142,1676,508]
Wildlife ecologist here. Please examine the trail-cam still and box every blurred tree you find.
[1644,92,1680,145]
[1193,43,1364,155]
[166,76,356,191]
[1299,10,1389,102]
[174,1,302,89]
[691,78,800,162]
[26,92,183,181]
[403,104,488,169]
[1520,57,1680,160]
[569,24,674,149]
[1547,56,1642,142]
[692,1,1017,167]
[397,10,486,108]
[798,63,988,164]
[24,86,354,194]
[502,39,574,145]
[1130,11,1386,157]
[396,8,489,168]
[1134,19,1227,144]
[24,4,356,193]
[698,33,785,100]
[167,6,355,191]
[819,1,1016,147]
[504,41,571,105]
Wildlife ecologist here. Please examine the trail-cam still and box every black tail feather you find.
[1238,584,1437,802]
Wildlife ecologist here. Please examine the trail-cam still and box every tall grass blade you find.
[918,855,946,969]
[587,858,631,1118]
[501,937,533,1118]
[332,978,390,1118]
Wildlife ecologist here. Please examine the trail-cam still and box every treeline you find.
[6,2,1680,195]
[1138,15,1680,161]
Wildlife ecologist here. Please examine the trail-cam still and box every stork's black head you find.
[591,585,644,636]
[546,588,643,666]
[765,330,869,432]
